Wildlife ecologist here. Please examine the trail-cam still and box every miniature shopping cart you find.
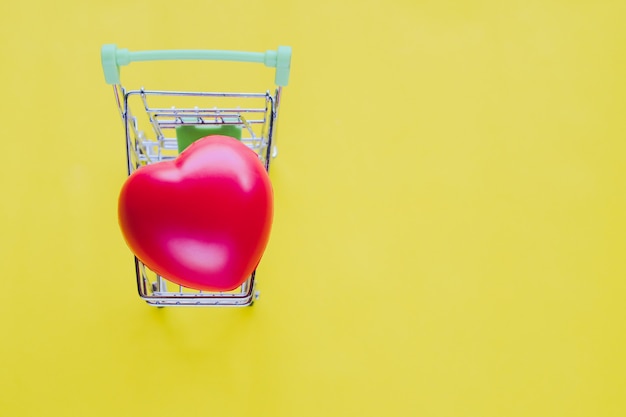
[101,44,291,307]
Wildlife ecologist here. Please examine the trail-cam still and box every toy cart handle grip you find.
[101,44,292,87]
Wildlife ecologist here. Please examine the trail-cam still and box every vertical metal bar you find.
[123,92,134,176]
[113,85,125,121]
[157,276,167,292]
[264,93,276,172]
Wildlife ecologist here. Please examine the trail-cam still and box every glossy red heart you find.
[118,135,273,291]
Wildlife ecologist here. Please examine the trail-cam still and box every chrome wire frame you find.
[114,85,282,307]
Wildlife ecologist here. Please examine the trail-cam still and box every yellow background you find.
[1,0,625,416]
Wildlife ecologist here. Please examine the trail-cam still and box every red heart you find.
[118,135,273,291]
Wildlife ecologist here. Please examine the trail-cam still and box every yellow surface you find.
[1,0,625,416]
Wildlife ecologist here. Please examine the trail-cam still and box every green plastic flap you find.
[175,125,242,153]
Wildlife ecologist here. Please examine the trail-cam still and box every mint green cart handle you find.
[101,44,292,87]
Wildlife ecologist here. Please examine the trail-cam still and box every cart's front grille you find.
[124,89,276,169]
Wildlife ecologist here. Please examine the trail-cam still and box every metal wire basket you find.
[101,44,291,306]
